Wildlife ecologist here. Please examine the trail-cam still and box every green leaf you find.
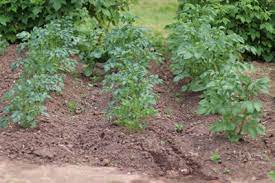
[0,15,10,25]
[50,0,66,11]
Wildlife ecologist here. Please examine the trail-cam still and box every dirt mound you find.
[0,46,274,183]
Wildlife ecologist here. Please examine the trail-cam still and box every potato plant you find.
[0,18,79,128]
[168,4,244,92]
[168,2,269,141]
[102,23,161,129]
[198,66,269,142]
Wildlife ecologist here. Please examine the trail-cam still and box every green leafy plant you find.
[198,66,269,142]
[67,100,78,114]
[210,152,221,164]
[78,27,107,77]
[0,0,134,42]
[219,0,275,62]
[178,0,275,62]
[0,75,64,128]
[175,123,184,133]
[102,23,161,130]
[168,4,245,92]
[0,34,8,55]
[168,2,270,141]
[268,170,275,181]
[1,18,79,128]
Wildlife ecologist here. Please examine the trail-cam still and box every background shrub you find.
[0,0,134,42]
[177,0,275,62]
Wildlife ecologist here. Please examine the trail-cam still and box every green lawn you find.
[131,0,178,35]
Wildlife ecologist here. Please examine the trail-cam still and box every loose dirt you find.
[0,46,274,183]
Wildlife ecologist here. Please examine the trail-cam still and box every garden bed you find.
[0,46,274,183]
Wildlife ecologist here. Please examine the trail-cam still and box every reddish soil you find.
[0,46,274,183]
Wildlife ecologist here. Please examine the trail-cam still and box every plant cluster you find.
[198,66,269,142]
[168,4,245,92]
[0,0,134,42]
[102,24,161,129]
[168,3,269,141]
[210,152,221,164]
[0,18,79,128]
[1,11,161,130]
[0,34,8,55]
[75,15,162,130]
[178,0,275,62]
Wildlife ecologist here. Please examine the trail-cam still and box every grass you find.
[131,0,178,35]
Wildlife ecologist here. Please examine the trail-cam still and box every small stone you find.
[33,148,55,159]
[75,107,83,114]
[103,159,110,166]
[166,170,179,177]
[180,168,190,175]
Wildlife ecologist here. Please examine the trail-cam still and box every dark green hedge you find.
[0,0,133,42]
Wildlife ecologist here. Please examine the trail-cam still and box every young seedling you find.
[268,170,275,181]
[67,100,78,114]
[210,152,221,164]
[175,123,184,133]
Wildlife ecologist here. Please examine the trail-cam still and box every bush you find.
[0,0,133,42]
[177,0,275,62]
[220,0,275,62]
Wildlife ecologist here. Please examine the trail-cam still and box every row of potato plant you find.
[0,18,80,128]
[103,23,161,130]
[1,14,161,130]
[79,17,161,129]
[168,3,269,142]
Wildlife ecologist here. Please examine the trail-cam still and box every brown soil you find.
[0,46,274,183]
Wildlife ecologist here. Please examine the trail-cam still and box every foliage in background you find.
[0,18,79,128]
[0,35,8,55]
[0,0,134,42]
[178,0,275,62]
[168,2,269,141]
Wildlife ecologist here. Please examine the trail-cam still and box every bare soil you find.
[0,46,274,183]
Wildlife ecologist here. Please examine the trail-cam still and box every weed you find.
[175,123,184,133]
[67,100,78,114]
[210,152,221,164]
[268,170,275,181]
